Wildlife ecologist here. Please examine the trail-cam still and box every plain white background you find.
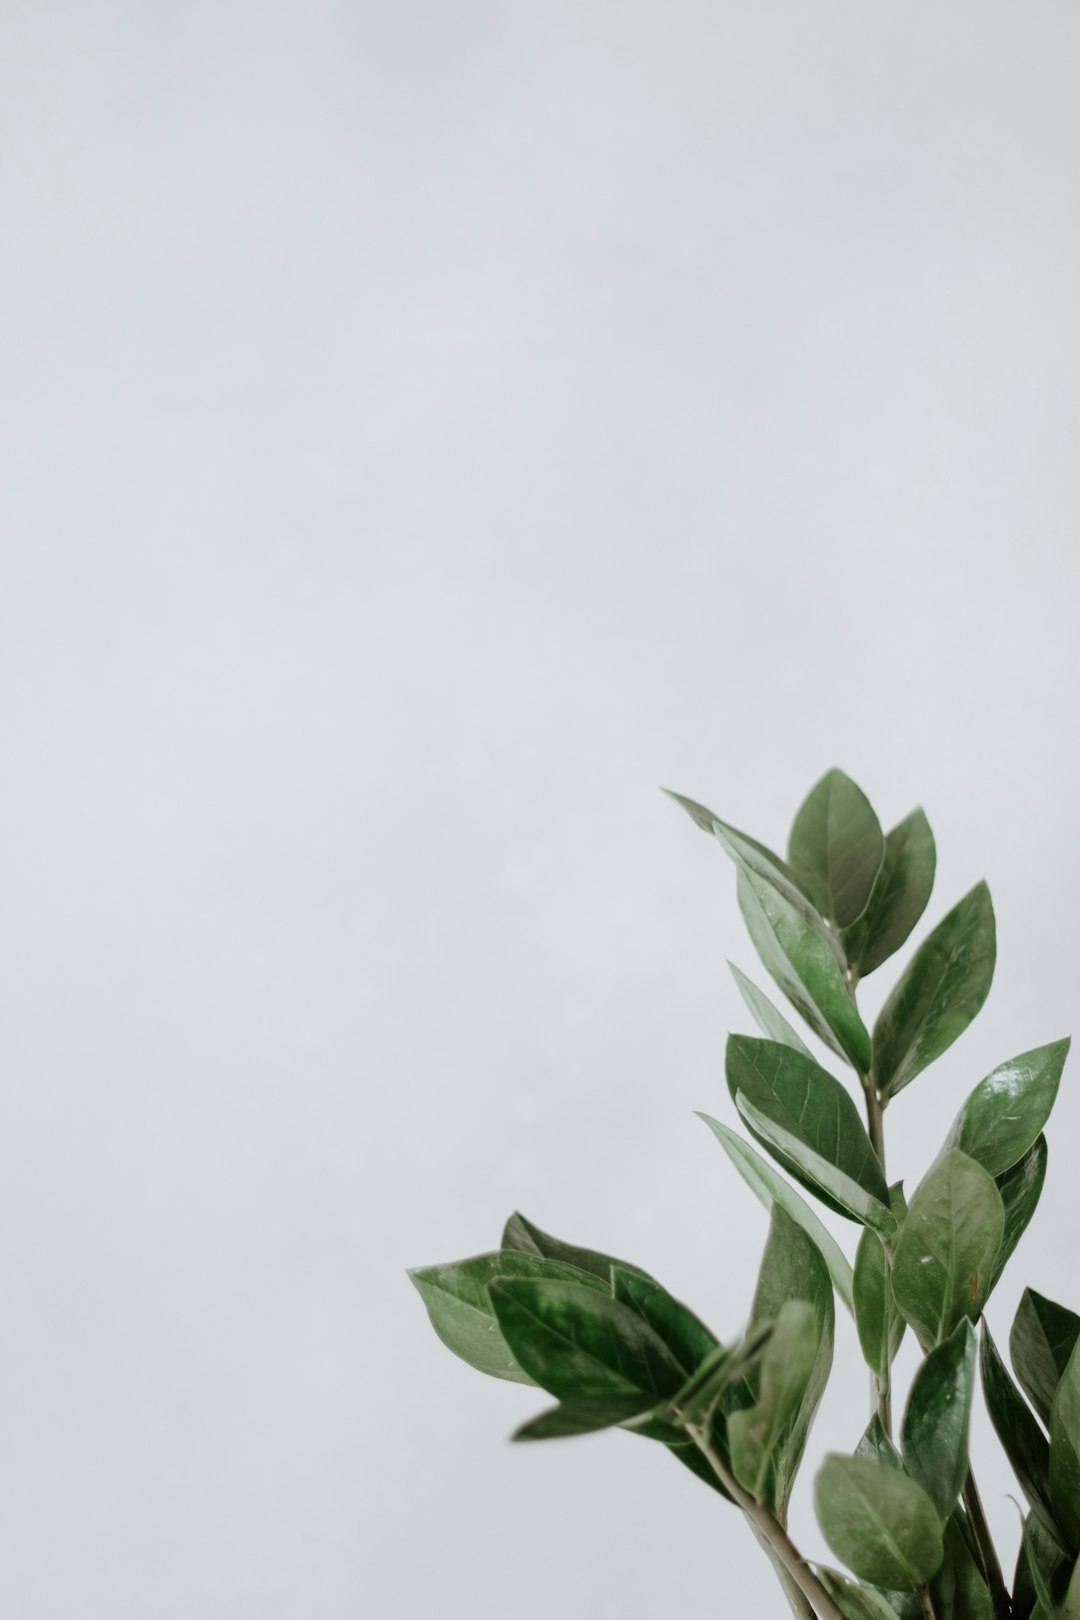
[2,3,1080,1616]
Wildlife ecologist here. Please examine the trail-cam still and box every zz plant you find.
[410,770,1078,1620]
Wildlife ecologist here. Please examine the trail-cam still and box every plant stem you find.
[684,1424,847,1620]
[864,1082,886,1177]
[962,1470,1011,1620]
[916,1585,938,1620]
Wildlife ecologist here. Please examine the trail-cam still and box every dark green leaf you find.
[1011,1290,1080,1430]
[944,1040,1070,1178]
[662,787,827,925]
[900,1321,977,1520]
[737,864,871,1071]
[891,1151,1003,1347]
[488,1277,687,1401]
[872,883,997,1099]
[930,1516,993,1620]
[409,1250,606,1383]
[697,1113,855,1311]
[980,1325,1061,1544]
[1050,1338,1080,1551]
[854,1228,906,1387]
[501,1211,653,1285]
[857,1413,905,1472]
[1021,1516,1065,1620]
[735,1095,897,1237]
[1063,1553,1080,1618]
[729,961,813,1058]
[729,1299,820,1501]
[841,809,936,980]
[815,1454,944,1588]
[610,1268,718,1381]
[816,1568,902,1620]
[726,1035,890,1219]
[665,1323,771,1428]
[993,1136,1049,1289]
[512,1392,659,1440]
[787,769,885,930]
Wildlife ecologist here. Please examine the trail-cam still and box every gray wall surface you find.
[2,3,1079,1616]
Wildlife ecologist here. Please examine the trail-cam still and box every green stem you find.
[684,1424,845,1620]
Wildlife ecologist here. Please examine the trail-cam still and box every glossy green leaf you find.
[891,1151,1004,1347]
[900,1320,977,1519]
[1050,1338,1080,1551]
[697,1114,855,1312]
[857,1413,905,1472]
[662,786,831,929]
[610,1268,718,1381]
[726,1035,890,1220]
[787,769,884,931]
[872,883,997,1099]
[854,1227,906,1386]
[993,1136,1049,1289]
[488,1277,687,1401]
[746,1205,835,1516]
[409,1250,606,1383]
[1014,1510,1072,1620]
[728,961,813,1058]
[737,864,871,1071]
[729,1299,820,1500]
[841,809,936,980]
[930,1516,994,1620]
[501,1211,653,1285]
[944,1040,1070,1178]
[980,1325,1060,1544]
[815,1454,945,1588]
[1011,1290,1080,1429]
[735,1093,897,1237]
[1021,1517,1065,1620]
[512,1392,659,1441]
[816,1568,902,1620]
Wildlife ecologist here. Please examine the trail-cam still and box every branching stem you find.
[916,1585,938,1620]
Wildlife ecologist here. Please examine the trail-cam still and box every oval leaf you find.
[872,883,997,1099]
[891,1150,1004,1347]
[787,769,884,930]
[900,1320,977,1520]
[816,1569,908,1620]
[610,1268,718,1381]
[980,1324,1061,1544]
[1011,1288,1080,1430]
[501,1211,653,1285]
[729,1299,820,1502]
[728,961,813,1058]
[512,1391,659,1441]
[854,1227,905,1386]
[841,809,936,979]
[944,1039,1070,1178]
[815,1453,945,1588]
[735,1093,896,1237]
[993,1135,1048,1289]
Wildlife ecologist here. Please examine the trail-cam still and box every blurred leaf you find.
[980,1324,1061,1545]
[501,1212,653,1285]
[726,1035,889,1218]
[857,1413,905,1472]
[488,1277,686,1401]
[854,1227,906,1386]
[815,1454,944,1588]
[930,1516,994,1620]
[728,961,813,1058]
[409,1249,605,1383]
[737,864,871,1071]
[1012,1289,1080,1429]
[891,1151,1003,1347]
[610,1268,718,1380]
[787,769,884,930]
[1050,1338,1080,1551]
[512,1392,659,1441]
[842,809,937,979]
[698,1113,855,1312]
[900,1320,977,1519]
[944,1040,1070,1178]
[816,1568,903,1620]
[872,883,997,1099]
[993,1136,1049,1289]
[729,1299,821,1501]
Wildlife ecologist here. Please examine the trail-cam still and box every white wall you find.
[2,3,1079,1616]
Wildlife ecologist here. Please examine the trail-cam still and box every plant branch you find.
[916,1585,937,1620]
[683,1423,846,1620]
[962,1470,1011,1620]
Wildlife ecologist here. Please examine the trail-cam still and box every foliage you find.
[410,768,1076,1620]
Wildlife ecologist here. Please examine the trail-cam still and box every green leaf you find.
[746,1205,835,1516]
[857,1413,905,1472]
[900,1320,977,1519]
[737,864,872,1071]
[1011,1289,1080,1429]
[729,1299,820,1501]
[1021,1517,1065,1620]
[841,809,936,980]
[662,787,826,923]
[993,1135,1049,1289]
[735,1093,897,1237]
[854,1227,906,1387]
[1015,1511,1071,1620]
[1063,1553,1080,1619]
[930,1516,994,1620]
[488,1277,687,1401]
[501,1211,653,1285]
[409,1250,607,1383]
[787,769,884,931]
[726,1035,890,1221]
[891,1151,1004,1347]
[816,1568,903,1620]
[698,1114,855,1312]
[815,1454,945,1588]
[1050,1338,1080,1551]
[512,1391,659,1440]
[610,1268,718,1380]
[944,1039,1070,1178]
[664,1323,771,1428]
[728,961,813,1058]
[872,883,997,1099]
[980,1324,1061,1544]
